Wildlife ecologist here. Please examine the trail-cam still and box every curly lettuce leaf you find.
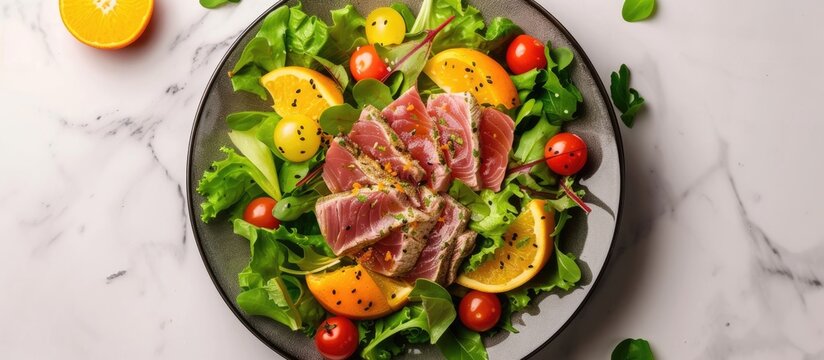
[320,4,368,64]
[449,181,525,272]
[230,6,290,98]
[410,0,522,54]
[197,147,273,222]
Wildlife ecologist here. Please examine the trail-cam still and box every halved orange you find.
[456,199,555,293]
[424,48,520,109]
[59,0,154,50]
[260,67,344,120]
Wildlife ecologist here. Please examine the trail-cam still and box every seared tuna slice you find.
[404,196,471,284]
[323,138,373,193]
[382,87,451,192]
[323,137,419,204]
[427,93,482,191]
[349,106,426,185]
[445,231,478,285]
[316,187,429,256]
[360,189,445,277]
[478,108,515,192]
[360,227,426,277]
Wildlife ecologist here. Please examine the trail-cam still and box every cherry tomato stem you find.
[315,316,358,360]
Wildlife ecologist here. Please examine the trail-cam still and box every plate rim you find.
[185,1,625,359]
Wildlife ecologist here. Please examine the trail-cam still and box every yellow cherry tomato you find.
[274,114,321,162]
[365,7,406,46]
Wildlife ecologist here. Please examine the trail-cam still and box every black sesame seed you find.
[336,300,342,305]
[300,137,306,141]
[368,301,373,307]
[391,293,396,299]
[317,94,323,98]
[472,61,476,66]
[300,125,304,129]
[474,86,479,92]
[528,265,534,268]
[479,82,484,88]
[351,288,356,293]
[300,150,306,154]
[512,233,518,240]
[345,225,351,230]
[541,216,546,220]
[554,151,560,155]
[371,21,377,26]
[402,249,407,253]
[487,200,493,205]
[357,299,362,304]
[296,89,301,93]
[486,79,493,84]
[294,174,301,179]
[291,99,297,107]
[465,68,472,72]
[278,146,285,153]
[286,203,291,209]
[507,254,511,260]
[297,130,302,135]
[309,79,314,84]
[532,244,538,248]
[384,20,388,25]
[316,128,322,135]
[332,289,336,295]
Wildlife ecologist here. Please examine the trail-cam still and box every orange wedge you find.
[456,199,555,293]
[424,48,520,109]
[260,66,343,120]
[306,264,412,320]
[59,0,154,50]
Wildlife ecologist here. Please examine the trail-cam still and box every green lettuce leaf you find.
[230,6,290,98]
[197,147,272,222]
[284,4,329,68]
[228,130,282,200]
[320,4,368,64]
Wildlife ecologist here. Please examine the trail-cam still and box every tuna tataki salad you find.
[197,0,592,358]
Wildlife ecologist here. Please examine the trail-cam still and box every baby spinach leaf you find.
[390,3,416,31]
[612,338,655,360]
[319,103,361,135]
[408,279,457,342]
[226,111,278,131]
[622,0,656,22]
[353,79,395,109]
[610,64,646,128]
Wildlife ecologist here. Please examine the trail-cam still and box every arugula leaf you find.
[360,280,457,359]
[622,0,656,22]
[612,338,655,360]
[610,64,646,128]
[197,147,271,222]
[449,181,525,271]
[509,42,583,125]
[435,324,488,360]
[320,4,367,65]
[200,0,239,9]
[226,111,278,131]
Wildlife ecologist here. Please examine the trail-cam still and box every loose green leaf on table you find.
[612,338,655,360]
[610,64,646,127]
[622,0,656,22]
[200,0,239,9]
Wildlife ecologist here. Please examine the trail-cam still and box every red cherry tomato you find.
[314,316,358,360]
[350,45,390,81]
[544,133,588,176]
[243,197,280,229]
[458,291,501,332]
[506,34,548,75]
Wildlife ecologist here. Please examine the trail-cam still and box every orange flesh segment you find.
[59,0,154,49]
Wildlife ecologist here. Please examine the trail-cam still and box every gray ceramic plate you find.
[187,1,624,359]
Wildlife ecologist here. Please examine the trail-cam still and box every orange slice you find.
[306,264,412,320]
[59,0,154,49]
[424,48,520,109]
[456,199,555,293]
[260,66,344,120]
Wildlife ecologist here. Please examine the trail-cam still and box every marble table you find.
[1,0,822,358]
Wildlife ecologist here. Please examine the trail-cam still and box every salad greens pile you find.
[194,0,623,358]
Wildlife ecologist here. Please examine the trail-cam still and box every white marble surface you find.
[1,0,823,358]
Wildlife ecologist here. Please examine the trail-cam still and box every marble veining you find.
[1,0,823,359]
